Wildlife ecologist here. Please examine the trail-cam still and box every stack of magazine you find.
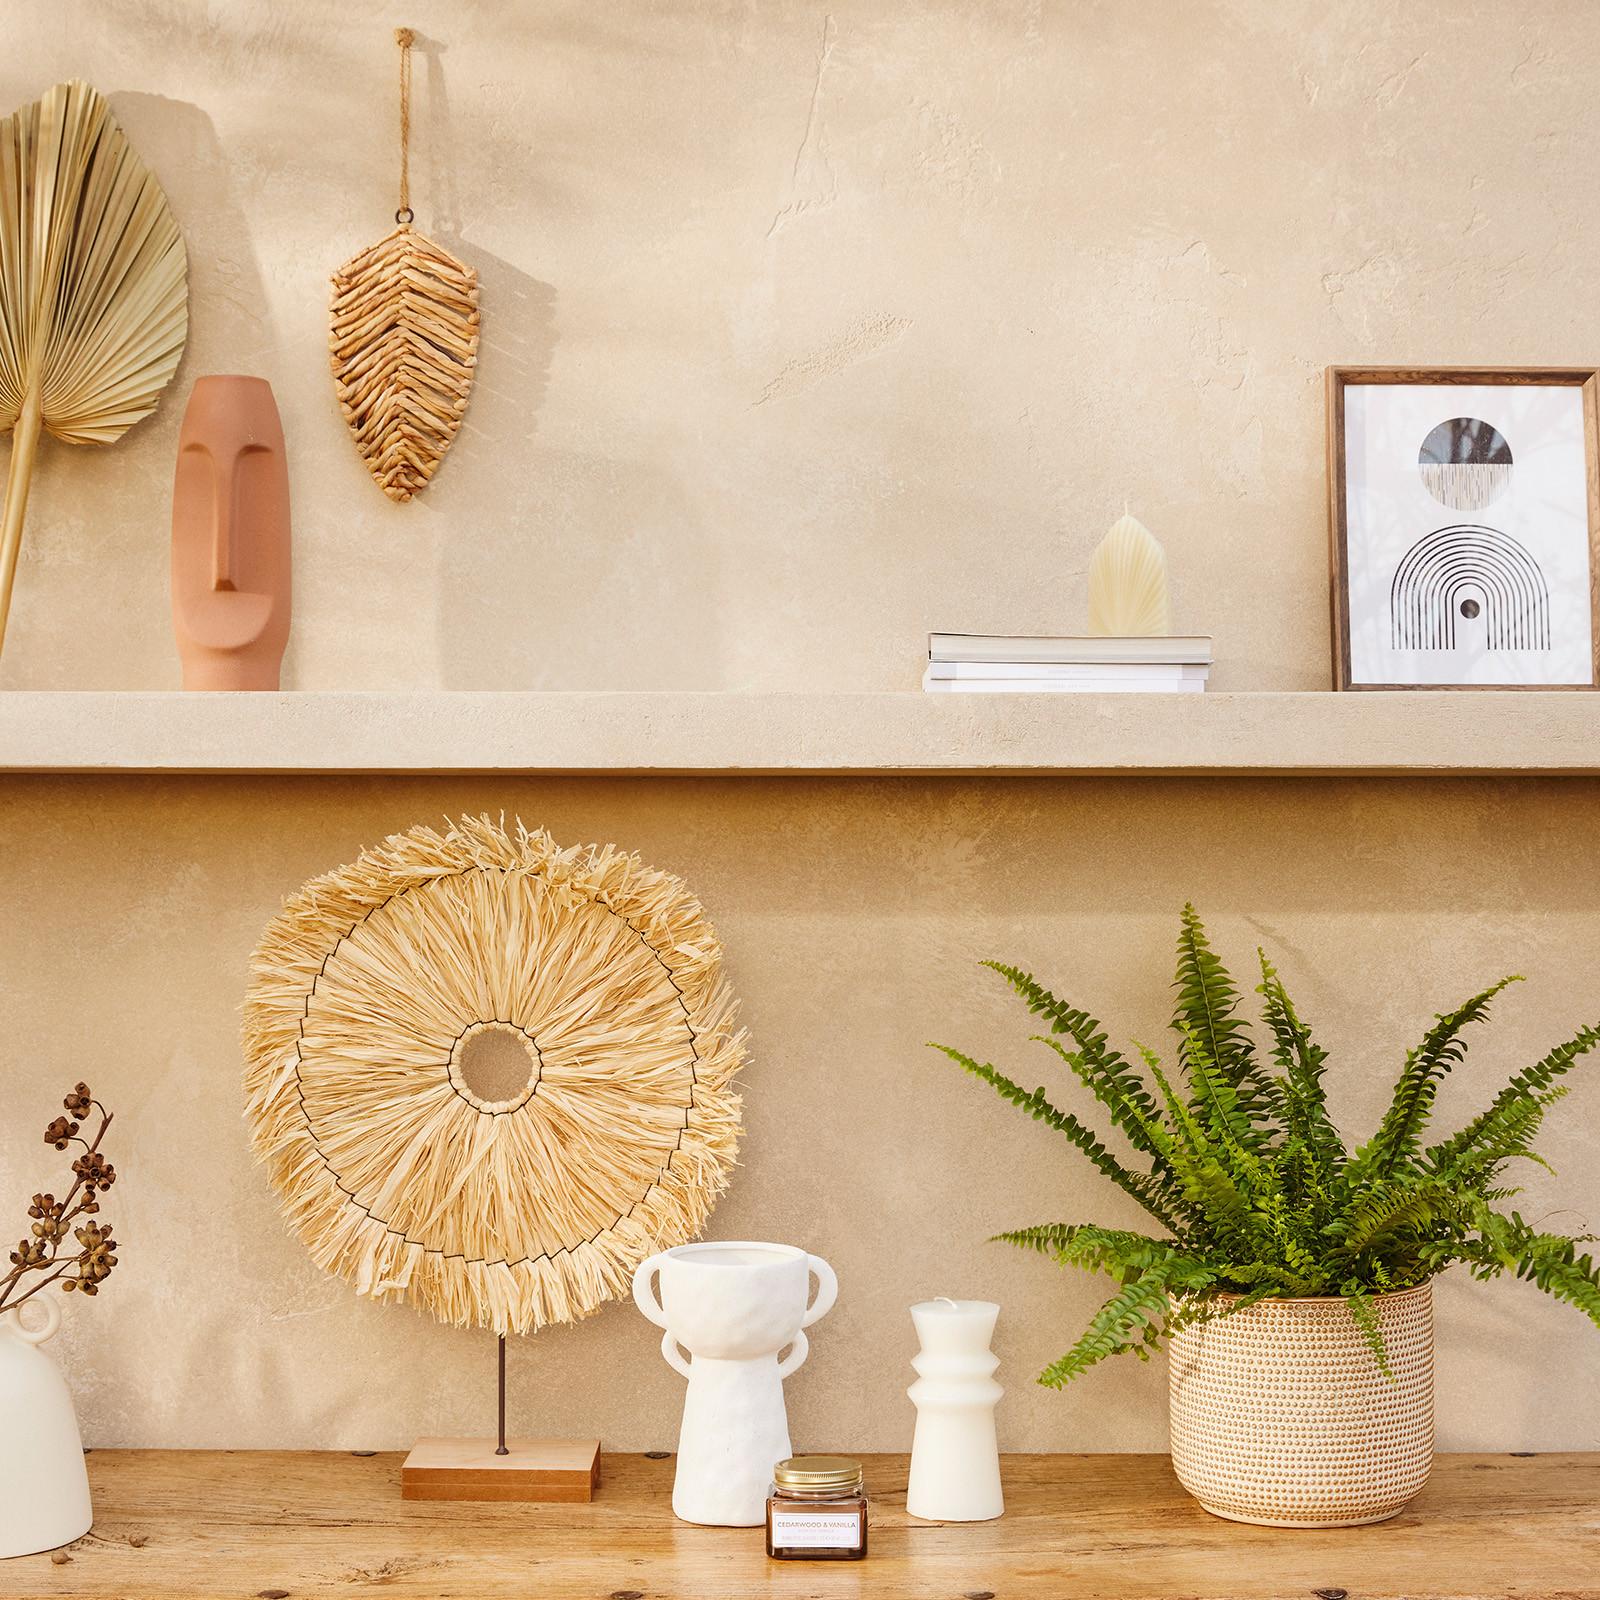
[924,633,1212,693]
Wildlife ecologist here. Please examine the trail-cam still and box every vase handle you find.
[801,1255,837,1328]
[777,1328,810,1380]
[5,1295,60,1345]
[660,1329,692,1379]
[632,1251,671,1329]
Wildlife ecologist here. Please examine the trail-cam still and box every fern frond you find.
[1339,1283,1391,1375]
[1172,905,1280,1140]
[1024,1032,1191,1213]
[984,962,1165,1145]
[1258,953,1346,1180]
[1354,977,1521,1179]
[1037,1254,1216,1386]
[1175,1022,1267,1175]
[1427,1024,1600,1174]
[1136,1044,1264,1247]
[1333,1177,1459,1256]
[995,1222,1177,1283]
[930,1044,1180,1228]
[1469,1211,1600,1328]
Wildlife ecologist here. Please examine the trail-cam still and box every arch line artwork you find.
[1390,524,1551,652]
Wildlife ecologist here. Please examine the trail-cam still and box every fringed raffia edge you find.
[241,815,746,1334]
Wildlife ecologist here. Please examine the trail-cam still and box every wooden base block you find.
[400,1437,602,1502]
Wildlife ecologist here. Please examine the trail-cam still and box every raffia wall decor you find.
[329,28,479,503]
[242,817,747,1335]
[0,79,188,653]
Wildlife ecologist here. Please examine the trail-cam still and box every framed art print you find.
[1327,367,1600,689]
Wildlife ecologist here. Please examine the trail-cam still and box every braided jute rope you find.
[394,26,414,223]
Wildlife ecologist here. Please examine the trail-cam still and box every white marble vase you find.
[633,1241,837,1526]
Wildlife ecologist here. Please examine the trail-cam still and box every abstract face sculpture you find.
[170,375,291,690]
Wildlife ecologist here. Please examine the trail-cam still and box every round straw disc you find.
[242,817,745,1333]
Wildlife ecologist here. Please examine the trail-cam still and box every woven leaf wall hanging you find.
[0,79,188,653]
[242,817,747,1335]
[330,28,478,502]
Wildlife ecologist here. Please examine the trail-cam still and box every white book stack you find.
[924,634,1212,693]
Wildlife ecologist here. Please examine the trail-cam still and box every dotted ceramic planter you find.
[1168,1284,1434,1527]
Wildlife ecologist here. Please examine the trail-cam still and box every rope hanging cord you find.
[395,26,415,225]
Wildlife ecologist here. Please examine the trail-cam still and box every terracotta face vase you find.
[171,375,291,690]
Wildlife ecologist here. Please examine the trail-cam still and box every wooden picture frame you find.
[1327,366,1600,690]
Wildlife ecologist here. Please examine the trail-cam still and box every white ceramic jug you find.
[633,1241,837,1526]
[0,1296,92,1559]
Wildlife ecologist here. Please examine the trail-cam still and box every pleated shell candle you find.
[1086,512,1172,636]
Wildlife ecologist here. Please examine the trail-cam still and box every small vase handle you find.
[659,1330,692,1379]
[801,1254,837,1328]
[4,1296,60,1345]
[777,1328,810,1380]
[632,1251,671,1329]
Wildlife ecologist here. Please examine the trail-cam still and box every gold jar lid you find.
[773,1455,863,1491]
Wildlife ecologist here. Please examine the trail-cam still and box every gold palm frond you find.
[242,817,747,1335]
[329,224,479,502]
[0,79,188,652]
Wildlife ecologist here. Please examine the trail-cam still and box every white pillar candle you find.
[906,1297,1004,1522]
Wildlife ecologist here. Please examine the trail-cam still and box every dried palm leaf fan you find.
[242,818,746,1496]
[330,28,479,502]
[0,80,188,653]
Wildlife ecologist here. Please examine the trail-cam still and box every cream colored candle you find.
[1087,511,1172,635]
[906,1298,1004,1522]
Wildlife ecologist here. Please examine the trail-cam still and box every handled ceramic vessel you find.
[0,1298,92,1559]
[1168,1284,1434,1527]
[633,1241,837,1526]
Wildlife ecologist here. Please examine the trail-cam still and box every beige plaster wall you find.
[4,1,1600,690]
[1,4,1597,1454]
[1,775,1596,1452]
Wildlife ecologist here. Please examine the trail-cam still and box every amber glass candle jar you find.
[765,1456,868,1560]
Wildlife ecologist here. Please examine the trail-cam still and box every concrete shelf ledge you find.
[0,690,1596,777]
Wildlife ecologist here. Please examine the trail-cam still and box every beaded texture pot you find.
[1168,1283,1434,1527]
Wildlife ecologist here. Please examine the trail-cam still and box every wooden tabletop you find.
[1,1451,1595,1600]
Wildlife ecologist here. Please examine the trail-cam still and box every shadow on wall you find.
[406,32,729,690]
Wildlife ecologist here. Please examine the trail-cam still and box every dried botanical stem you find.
[0,388,42,656]
[0,1101,116,1313]
[2,1263,72,1315]
[0,79,189,653]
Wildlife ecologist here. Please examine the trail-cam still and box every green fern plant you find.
[932,906,1600,1384]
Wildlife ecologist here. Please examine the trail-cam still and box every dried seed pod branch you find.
[1,1082,120,1313]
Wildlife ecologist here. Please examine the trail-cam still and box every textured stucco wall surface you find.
[0,4,1597,1453]
[1,775,1597,1452]
[4,1,1600,690]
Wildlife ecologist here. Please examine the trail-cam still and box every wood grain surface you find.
[0,1452,1594,1600]
[400,1437,601,1502]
